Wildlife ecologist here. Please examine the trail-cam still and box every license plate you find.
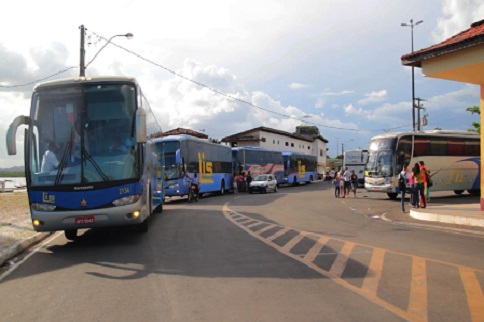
[75,215,95,225]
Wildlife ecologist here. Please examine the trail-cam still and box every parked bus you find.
[156,135,233,198]
[364,130,480,199]
[282,151,318,185]
[6,76,164,240]
[343,149,368,186]
[231,146,285,183]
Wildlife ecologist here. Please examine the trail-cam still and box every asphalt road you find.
[0,182,483,321]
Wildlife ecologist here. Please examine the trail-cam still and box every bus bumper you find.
[30,201,146,232]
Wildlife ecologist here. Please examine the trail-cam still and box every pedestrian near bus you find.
[399,164,410,212]
[350,170,358,198]
[419,160,430,204]
[412,163,426,208]
[342,167,351,198]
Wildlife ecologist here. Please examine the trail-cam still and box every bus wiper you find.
[54,142,71,185]
[81,147,109,182]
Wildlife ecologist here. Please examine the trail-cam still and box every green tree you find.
[466,105,480,133]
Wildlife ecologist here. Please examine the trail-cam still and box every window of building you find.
[261,137,266,142]
[285,142,289,146]
[291,143,294,147]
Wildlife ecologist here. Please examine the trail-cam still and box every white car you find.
[249,174,278,194]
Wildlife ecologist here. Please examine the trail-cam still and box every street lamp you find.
[401,19,423,132]
[79,25,133,77]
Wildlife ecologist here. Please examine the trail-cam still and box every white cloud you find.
[432,0,484,42]
[358,90,387,105]
[289,82,310,90]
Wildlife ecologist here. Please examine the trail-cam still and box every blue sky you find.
[1,0,484,167]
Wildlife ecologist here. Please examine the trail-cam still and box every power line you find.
[1,29,412,133]
[0,66,77,88]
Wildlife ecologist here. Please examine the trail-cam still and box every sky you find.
[1,0,484,168]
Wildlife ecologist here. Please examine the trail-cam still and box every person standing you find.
[233,173,238,194]
[419,160,430,205]
[342,167,351,198]
[350,170,358,198]
[399,164,409,212]
[412,163,426,208]
[333,172,341,198]
[339,169,345,197]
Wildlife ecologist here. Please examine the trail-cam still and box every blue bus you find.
[282,151,318,185]
[156,135,233,198]
[231,147,285,183]
[6,76,164,240]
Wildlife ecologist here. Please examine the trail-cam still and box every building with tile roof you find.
[401,18,484,210]
[222,126,329,175]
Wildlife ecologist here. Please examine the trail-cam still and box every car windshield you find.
[254,175,268,181]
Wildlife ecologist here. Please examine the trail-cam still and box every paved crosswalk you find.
[223,205,484,322]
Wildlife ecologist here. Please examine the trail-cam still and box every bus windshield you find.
[28,83,139,187]
[163,141,182,180]
[366,138,397,178]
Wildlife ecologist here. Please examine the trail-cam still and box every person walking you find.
[333,172,341,198]
[399,164,409,212]
[350,170,358,198]
[412,163,426,208]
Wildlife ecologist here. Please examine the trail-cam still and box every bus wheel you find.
[454,190,464,195]
[292,177,297,186]
[387,193,398,200]
[155,204,163,214]
[220,180,225,195]
[138,218,149,233]
[65,229,78,241]
[467,189,480,196]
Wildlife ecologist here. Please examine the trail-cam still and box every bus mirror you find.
[175,149,181,164]
[135,108,147,143]
[6,115,30,155]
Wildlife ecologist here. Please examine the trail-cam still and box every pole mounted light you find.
[401,19,423,132]
[79,25,133,77]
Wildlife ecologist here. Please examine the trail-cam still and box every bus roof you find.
[370,130,480,140]
[34,76,138,90]
[153,134,226,147]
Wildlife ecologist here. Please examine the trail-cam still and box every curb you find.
[0,232,51,267]
[410,210,484,228]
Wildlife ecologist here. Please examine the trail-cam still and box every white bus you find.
[343,149,368,186]
[364,130,480,199]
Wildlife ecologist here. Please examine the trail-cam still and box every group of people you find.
[233,171,252,194]
[398,161,431,213]
[332,167,358,198]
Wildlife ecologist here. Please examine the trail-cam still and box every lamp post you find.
[401,19,423,132]
[79,25,133,77]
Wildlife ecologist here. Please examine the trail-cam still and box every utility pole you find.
[401,19,423,131]
[414,98,426,131]
[80,25,86,77]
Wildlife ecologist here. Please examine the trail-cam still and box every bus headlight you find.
[32,203,56,211]
[113,194,140,207]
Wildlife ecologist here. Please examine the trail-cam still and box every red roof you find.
[151,127,208,139]
[402,19,484,67]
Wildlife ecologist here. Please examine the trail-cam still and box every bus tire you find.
[467,189,480,196]
[387,192,398,200]
[155,204,163,214]
[454,190,464,195]
[292,177,297,186]
[307,175,313,184]
[220,180,225,195]
[65,229,78,241]
[138,218,149,233]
